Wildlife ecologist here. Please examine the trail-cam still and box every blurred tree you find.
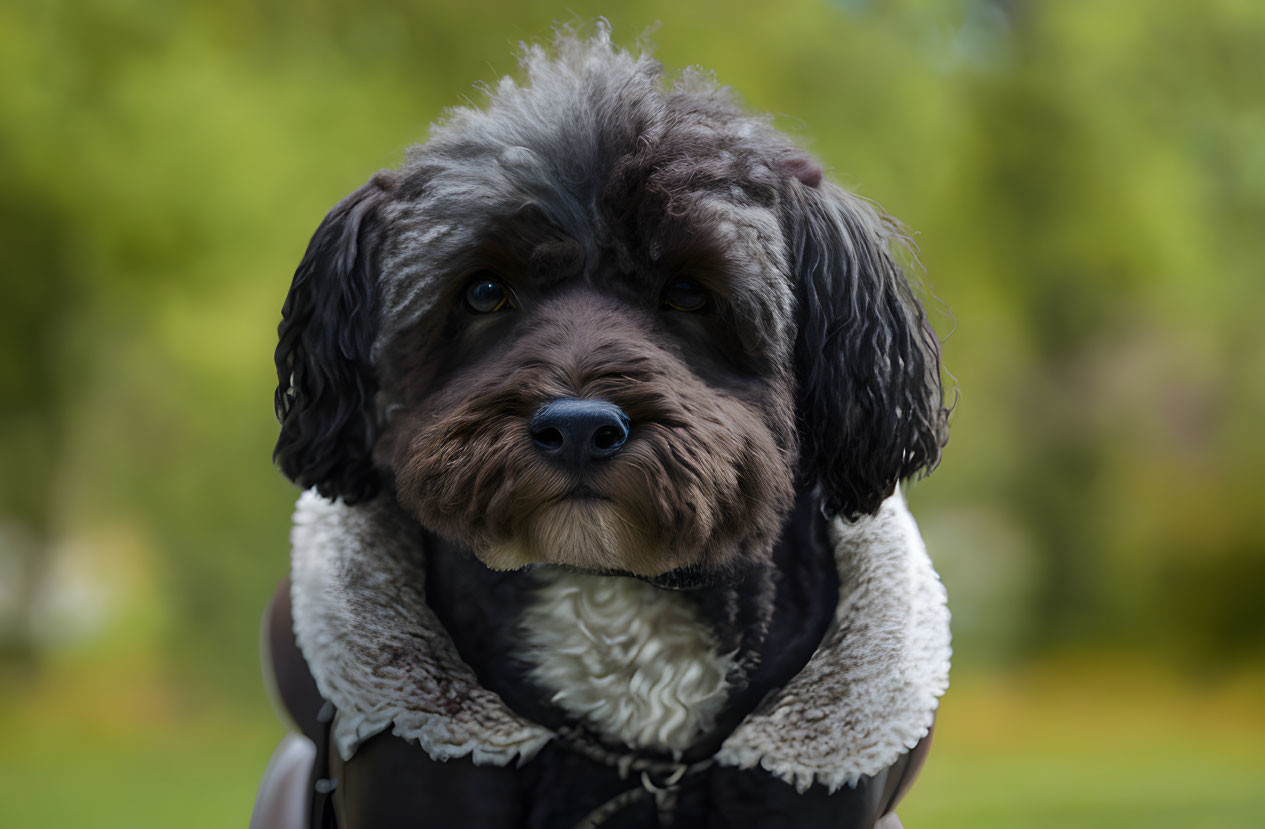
[1,0,1263,695]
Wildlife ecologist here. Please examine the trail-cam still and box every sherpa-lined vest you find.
[253,490,949,829]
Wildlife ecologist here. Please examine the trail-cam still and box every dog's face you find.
[273,36,948,581]
[378,186,800,578]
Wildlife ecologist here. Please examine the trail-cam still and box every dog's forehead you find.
[370,43,799,360]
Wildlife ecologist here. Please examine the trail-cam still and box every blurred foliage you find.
[2,0,1264,825]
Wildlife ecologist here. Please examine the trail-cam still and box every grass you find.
[900,657,1265,828]
[0,660,283,829]
[1,655,1262,827]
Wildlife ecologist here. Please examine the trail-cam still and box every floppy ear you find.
[787,180,949,520]
[273,172,396,503]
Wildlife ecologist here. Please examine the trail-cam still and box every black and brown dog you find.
[254,28,951,829]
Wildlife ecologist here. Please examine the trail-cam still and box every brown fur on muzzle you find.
[387,289,796,576]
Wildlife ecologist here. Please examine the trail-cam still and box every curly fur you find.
[271,22,951,808]
[520,569,734,757]
[274,27,947,542]
[274,173,396,503]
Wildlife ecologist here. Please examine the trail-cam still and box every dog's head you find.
[274,32,948,581]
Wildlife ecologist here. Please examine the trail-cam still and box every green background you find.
[2,1,1263,826]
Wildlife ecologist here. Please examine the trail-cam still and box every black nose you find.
[530,398,630,468]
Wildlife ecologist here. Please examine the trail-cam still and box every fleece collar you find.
[289,489,950,793]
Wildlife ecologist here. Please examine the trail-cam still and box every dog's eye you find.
[663,278,708,312]
[463,277,515,314]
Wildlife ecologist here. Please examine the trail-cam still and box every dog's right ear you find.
[273,172,396,503]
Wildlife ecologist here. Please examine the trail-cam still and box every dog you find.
[253,27,950,829]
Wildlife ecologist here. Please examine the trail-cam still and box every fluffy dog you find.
[254,28,950,829]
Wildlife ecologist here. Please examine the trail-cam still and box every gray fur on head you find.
[274,23,948,522]
[375,26,800,358]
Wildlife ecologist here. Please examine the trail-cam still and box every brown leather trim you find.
[879,723,934,817]
[263,577,326,743]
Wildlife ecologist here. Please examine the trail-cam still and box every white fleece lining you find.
[289,491,552,766]
[713,494,951,792]
[289,489,950,792]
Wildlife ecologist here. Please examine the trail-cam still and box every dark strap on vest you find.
[551,725,713,828]
[309,700,339,829]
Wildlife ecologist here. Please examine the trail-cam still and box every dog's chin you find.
[471,497,708,580]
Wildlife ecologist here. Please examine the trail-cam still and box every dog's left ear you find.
[273,172,397,504]
[785,179,949,520]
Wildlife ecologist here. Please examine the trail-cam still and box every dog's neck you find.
[421,490,838,759]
